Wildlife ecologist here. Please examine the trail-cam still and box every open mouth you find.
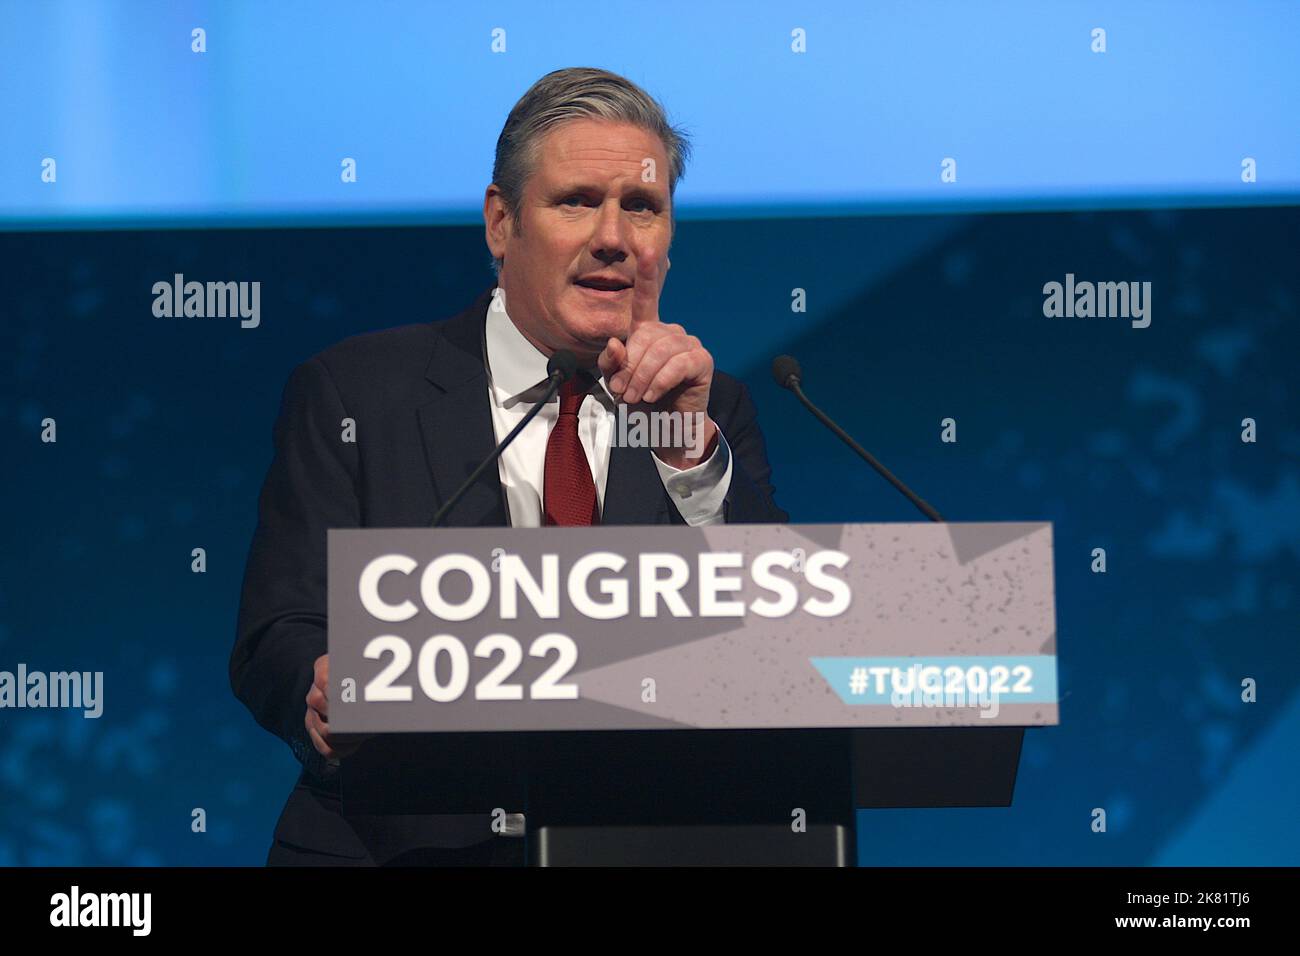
[574,276,632,294]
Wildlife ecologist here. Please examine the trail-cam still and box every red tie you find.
[543,378,599,526]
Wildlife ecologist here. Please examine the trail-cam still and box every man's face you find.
[485,118,673,362]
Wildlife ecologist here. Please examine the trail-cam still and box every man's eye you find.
[627,199,654,213]
[560,195,586,207]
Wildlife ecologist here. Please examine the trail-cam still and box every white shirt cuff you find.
[652,422,732,526]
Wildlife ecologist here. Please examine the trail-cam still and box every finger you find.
[306,709,335,759]
[306,684,329,721]
[598,336,627,385]
[618,323,677,397]
[640,349,711,406]
[306,706,328,738]
[623,333,695,405]
[630,250,661,331]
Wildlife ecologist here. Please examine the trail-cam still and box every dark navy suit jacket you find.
[230,286,788,863]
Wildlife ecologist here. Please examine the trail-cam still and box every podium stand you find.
[329,522,1056,866]
[524,726,1023,866]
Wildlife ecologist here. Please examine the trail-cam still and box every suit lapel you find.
[417,288,509,527]
[416,286,677,528]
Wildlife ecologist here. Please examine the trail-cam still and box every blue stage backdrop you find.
[1,205,1295,865]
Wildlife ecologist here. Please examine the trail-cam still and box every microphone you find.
[430,349,579,527]
[545,348,578,387]
[771,354,944,523]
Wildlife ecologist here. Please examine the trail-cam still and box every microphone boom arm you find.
[787,377,944,523]
[430,349,577,527]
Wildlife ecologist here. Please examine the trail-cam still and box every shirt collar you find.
[484,289,615,409]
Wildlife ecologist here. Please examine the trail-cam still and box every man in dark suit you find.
[230,67,787,865]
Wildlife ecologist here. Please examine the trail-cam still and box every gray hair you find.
[489,67,692,277]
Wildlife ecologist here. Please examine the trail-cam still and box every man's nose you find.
[590,199,628,263]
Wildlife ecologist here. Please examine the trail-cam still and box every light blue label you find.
[810,656,1058,706]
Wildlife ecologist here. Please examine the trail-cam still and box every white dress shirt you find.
[483,291,732,527]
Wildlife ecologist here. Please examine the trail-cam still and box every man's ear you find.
[483,185,511,261]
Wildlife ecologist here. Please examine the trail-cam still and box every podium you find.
[329,522,1055,865]
[526,726,1023,865]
